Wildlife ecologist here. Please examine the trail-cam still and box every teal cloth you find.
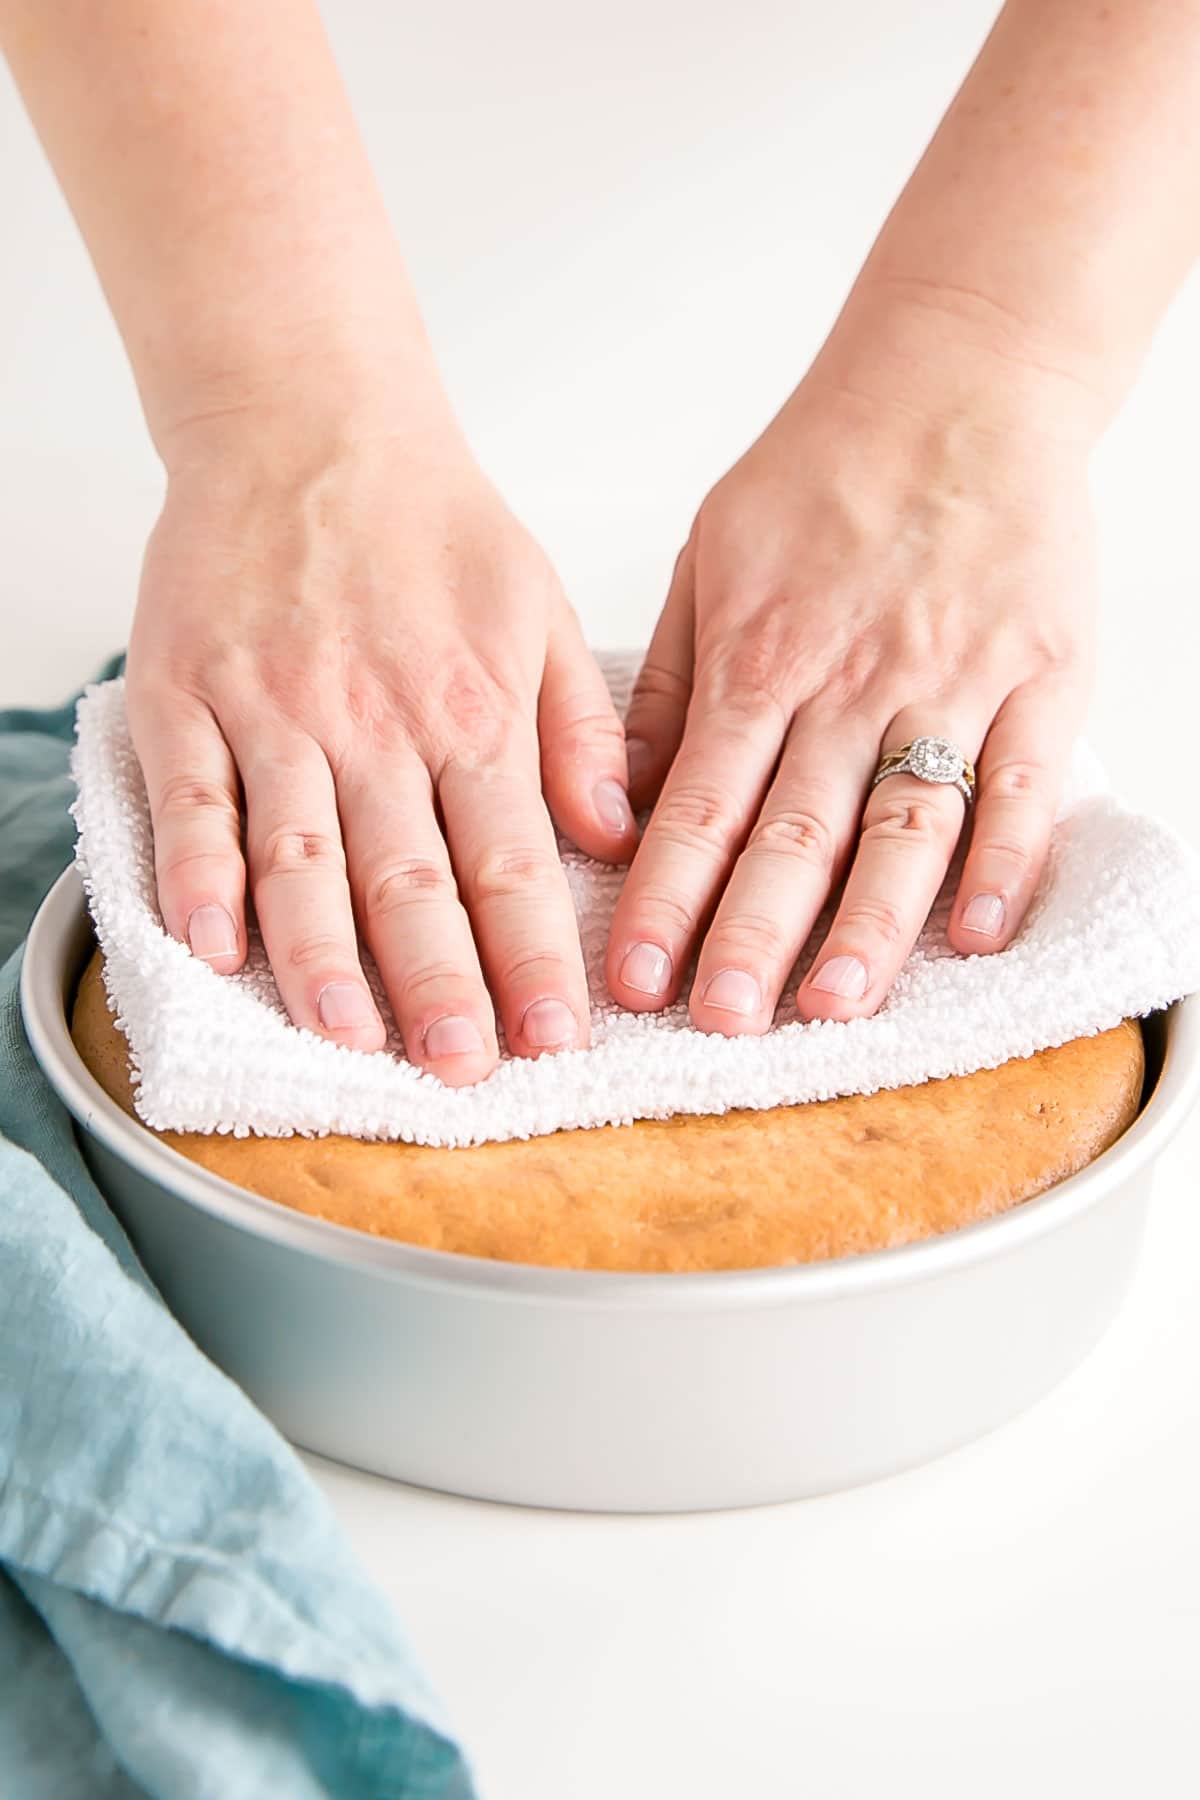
[0,660,477,1799]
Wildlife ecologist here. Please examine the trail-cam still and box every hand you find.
[606,351,1098,1031]
[125,397,638,1086]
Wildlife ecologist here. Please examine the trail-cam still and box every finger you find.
[605,675,788,1013]
[796,703,991,1023]
[538,603,639,865]
[621,544,696,809]
[687,706,878,1034]
[225,719,386,1052]
[127,691,248,973]
[947,675,1085,955]
[438,732,591,1059]
[337,750,500,1086]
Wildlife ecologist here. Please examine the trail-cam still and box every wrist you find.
[745,290,1100,539]
[797,274,1113,462]
[151,334,466,481]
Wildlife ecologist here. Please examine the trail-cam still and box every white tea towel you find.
[69,653,1200,1148]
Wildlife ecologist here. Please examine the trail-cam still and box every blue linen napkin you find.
[0,660,478,1799]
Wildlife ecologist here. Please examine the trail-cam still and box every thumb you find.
[621,542,695,810]
[538,601,640,864]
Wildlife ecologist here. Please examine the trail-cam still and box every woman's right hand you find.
[124,395,638,1086]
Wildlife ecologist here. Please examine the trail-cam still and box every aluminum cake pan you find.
[20,865,1200,1511]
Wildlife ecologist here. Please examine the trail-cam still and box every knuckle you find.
[728,630,790,695]
[701,643,792,725]
[745,808,836,874]
[156,774,239,823]
[470,846,563,903]
[629,690,684,748]
[157,846,236,885]
[436,726,524,783]
[629,660,693,717]
[980,757,1052,804]
[257,828,346,881]
[434,656,516,758]
[718,681,787,732]
[819,642,882,713]
[248,667,325,735]
[1028,629,1082,678]
[284,931,352,973]
[549,709,627,764]
[838,895,906,947]
[393,961,473,1007]
[622,883,697,939]
[706,909,790,962]
[341,673,400,741]
[323,678,411,765]
[496,948,576,990]
[651,782,744,858]
[364,857,457,915]
[863,793,955,846]
[971,835,1034,876]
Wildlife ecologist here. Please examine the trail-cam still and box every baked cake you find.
[71,947,1144,1273]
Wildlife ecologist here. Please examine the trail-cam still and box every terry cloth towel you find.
[0,663,476,1799]
[71,650,1200,1149]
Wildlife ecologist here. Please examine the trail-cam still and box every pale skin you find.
[3,1,1198,1084]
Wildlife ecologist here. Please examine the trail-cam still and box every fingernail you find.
[809,954,869,999]
[700,967,761,1016]
[620,941,672,997]
[962,892,1006,936]
[593,777,636,835]
[317,981,377,1030]
[423,1014,486,1059]
[625,737,653,785]
[187,903,237,961]
[521,997,578,1049]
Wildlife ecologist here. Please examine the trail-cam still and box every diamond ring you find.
[870,735,976,805]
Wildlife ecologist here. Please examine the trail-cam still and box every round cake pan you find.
[20,865,1200,1513]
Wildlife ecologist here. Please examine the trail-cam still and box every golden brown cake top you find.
[71,947,1144,1274]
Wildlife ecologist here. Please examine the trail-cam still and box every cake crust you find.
[70,947,1145,1273]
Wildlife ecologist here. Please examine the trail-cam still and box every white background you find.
[3,2,1199,1795]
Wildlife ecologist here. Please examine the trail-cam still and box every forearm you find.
[0,0,447,459]
[810,0,1200,443]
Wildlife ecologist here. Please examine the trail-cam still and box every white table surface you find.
[4,3,1199,1794]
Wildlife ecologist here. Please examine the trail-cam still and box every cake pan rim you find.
[20,863,1200,1307]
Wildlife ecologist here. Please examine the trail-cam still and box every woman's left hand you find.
[605,338,1099,1030]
